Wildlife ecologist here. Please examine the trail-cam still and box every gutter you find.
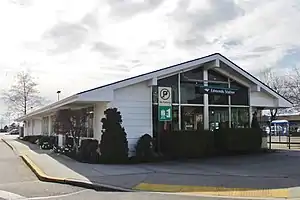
[15,95,78,121]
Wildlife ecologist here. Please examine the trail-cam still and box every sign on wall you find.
[197,86,238,95]
[158,87,172,121]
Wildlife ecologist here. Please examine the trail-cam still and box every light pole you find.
[57,91,61,101]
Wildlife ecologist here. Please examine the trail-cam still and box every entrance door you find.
[181,106,204,131]
[209,107,229,131]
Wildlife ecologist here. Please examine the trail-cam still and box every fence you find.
[267,132,300,150]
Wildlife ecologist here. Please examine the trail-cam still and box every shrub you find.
[135,134,154,162]
[38,135,58,150]
[65,136,75,150]
[39,136,51,149]
[77,139,99,163]
[214,128,262,154]
[22,136,29,141]
[99,108,129,163]
[26,135,42,144]
[160,130,214,159]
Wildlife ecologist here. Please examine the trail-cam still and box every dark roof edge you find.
[77,52,292,105]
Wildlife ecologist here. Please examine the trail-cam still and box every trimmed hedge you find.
[159,128,263,159]
[160,130,214,159]
[214,128,262,153]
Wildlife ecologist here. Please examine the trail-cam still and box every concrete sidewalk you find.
[2,135,300,198]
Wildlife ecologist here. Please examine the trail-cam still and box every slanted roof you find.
[16,53,292,121]
[77,53,219,95]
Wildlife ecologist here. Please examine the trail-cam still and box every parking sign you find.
[158,87,172,121]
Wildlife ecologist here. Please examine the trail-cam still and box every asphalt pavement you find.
[0,133,262,200]
[0,136,84,199]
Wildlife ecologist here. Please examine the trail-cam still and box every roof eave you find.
[15,95,78,122]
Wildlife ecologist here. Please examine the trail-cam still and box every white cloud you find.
[1,0,300,120]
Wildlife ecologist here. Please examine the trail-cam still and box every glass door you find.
[181,106,204,131]
[209,107,229,131]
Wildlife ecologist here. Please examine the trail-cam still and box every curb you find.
[134,183,290,198]
[20,154,132,192]
[1,138,15,151]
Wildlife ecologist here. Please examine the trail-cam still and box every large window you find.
[208,70,229,105]
[231,107,250,128]
[81,106,94,138]
[181,82,204,104]
[181,106,204,130]
[152,67,250,140]
[42,116,48,135]
[180,67,204,104]
[230,80,249,105]
[209,107,229,131]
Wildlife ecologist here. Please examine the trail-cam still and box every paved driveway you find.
[4,135,300,198]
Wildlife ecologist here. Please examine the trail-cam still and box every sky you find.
[0,0,300,121]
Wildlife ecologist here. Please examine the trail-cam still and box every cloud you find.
[92,41,121,58]
[43,22,88,54]
[275,47,300,69]
[81,9,100,30]
[1,0,300,119]
[9,0,32,7]
[105,0,165,19]
[168,0,245,50]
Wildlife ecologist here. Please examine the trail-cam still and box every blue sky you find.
[0,0,300,118]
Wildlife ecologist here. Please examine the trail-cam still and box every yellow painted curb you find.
[1,138,15,151]
[20,154,65,183]
[20,154,131,192]
[134,183,289,198]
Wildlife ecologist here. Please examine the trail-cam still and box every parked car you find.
[8,129,19,135]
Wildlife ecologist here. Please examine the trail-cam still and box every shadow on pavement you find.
[10,138,300,192]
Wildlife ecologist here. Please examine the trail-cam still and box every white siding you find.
[24,118,42,136]
[112,81,152,156]
[250,91,277,107]
[24,121,29,136]
[33,119,42,135]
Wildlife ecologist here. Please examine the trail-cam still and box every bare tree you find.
[55,109,88,153]
[258,66,300,118]
[2,71,44,116]
[283,67,300,109]
[3,111,14,125]
[259,67,289,97]
[258,68,288,121]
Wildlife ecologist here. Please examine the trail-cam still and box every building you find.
[16,53,292,154]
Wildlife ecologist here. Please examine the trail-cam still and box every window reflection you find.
[208,70,228,83]
[181,106,204,131]
[230,80,249,105]
[80,107,94,138]
[209,107,229,131]
[181,82,204,104]
[208,70,229,105]
[231,107,250,128]
[180,68,204,104]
